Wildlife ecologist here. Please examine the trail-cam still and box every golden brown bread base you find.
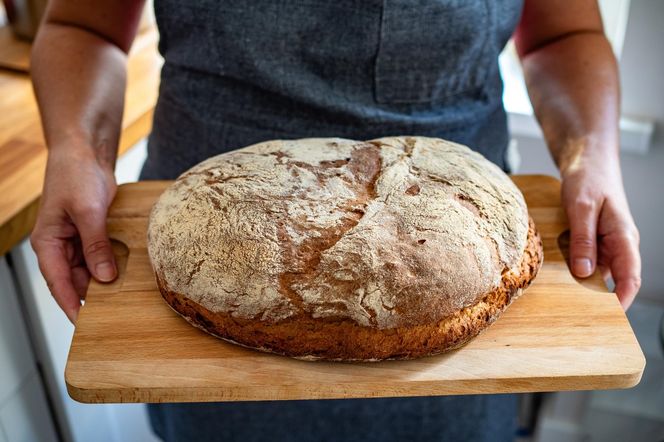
[157,218,543,361]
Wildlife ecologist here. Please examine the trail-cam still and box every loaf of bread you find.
[147,137,543,361]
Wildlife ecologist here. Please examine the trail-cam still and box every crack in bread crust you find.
[158,218,542,361]
[276,145,382,317]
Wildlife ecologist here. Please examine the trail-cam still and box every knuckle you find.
[29,233,40,251]
[72,200,105,219]
[84,239,110,257]
[618,276,642,294]
[570,233,595,249]
[612,225,640,245]
[573,197,597,212]
[625,226,640,243]
[628,276,642,290]
[29,231,49,254]
[44,278,58,296]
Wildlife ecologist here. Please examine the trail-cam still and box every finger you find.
[606,233,641,310]
[32,238,82,323]
[597,263,612,287]
[566,199,599,278]
[71,265,91,300]
[567,200,599,278]
[70,204,117,283]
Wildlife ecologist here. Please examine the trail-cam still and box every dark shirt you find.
[141,0,523,180]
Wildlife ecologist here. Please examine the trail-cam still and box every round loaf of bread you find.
[147,136,543,361]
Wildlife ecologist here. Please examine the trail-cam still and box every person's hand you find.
[30,146,118,323]
[561,154,641,309]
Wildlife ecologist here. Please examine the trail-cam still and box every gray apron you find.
[142,1,524,440]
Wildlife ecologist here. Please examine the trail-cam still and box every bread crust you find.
[148,137,543,361]
[157,218,542,361]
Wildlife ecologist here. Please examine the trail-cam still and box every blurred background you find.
[0,1,661,441]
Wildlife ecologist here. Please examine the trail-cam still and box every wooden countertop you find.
[0,28,162,256]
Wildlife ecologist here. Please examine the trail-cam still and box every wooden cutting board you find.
[65,175,645,403]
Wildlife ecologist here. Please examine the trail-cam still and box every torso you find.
[141,0,524,180]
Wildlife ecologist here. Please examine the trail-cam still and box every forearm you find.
[31,23,129,169]
[520,32,620,177]
[516,12,639,307]
[30,2,145,321]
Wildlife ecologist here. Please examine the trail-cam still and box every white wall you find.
[517,0,664,305]
[618,0,664,304]
[619,0,664,146]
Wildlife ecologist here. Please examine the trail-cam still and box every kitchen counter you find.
[0,27,162,256]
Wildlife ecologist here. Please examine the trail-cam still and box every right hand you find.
[31,146,118,323]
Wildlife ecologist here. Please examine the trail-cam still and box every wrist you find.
[48,137,117,174]
[557,135,619,180]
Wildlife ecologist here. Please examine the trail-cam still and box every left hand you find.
[561,155,641,309]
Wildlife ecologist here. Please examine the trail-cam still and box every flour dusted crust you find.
[148,137,543,360]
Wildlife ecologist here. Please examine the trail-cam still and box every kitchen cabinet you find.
[0,257,58,442]
[0,372,57,442]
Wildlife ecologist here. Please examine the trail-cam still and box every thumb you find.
[566,199,599,278]
[71,204,117,283]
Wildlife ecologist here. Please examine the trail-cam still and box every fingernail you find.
[96,262,116,282]
[573,258,592,278]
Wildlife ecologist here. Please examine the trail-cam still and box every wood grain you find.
[65,175,646,404]
[0,27,162,256]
